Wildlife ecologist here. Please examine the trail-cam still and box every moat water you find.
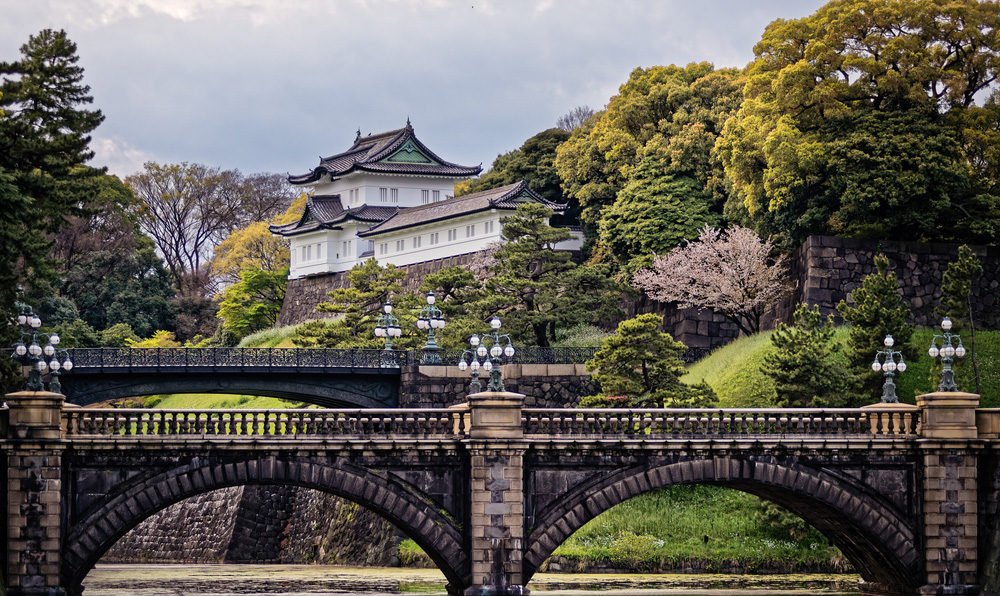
[83,565,862,595]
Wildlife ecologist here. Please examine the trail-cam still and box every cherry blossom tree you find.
[633,225,790,336]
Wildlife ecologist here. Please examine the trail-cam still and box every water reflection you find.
[84,564,862,595]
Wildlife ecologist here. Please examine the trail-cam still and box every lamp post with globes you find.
[457,316,515,393]
[871,334,906,403]
[928,317,966,392]
[10,305,73,393]
[373,301,402,351]
[416,291,446,364]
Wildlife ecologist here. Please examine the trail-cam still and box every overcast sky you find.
[3,0,826,178]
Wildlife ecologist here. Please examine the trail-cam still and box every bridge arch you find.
[62,455,468,594]
[525,456,921,593]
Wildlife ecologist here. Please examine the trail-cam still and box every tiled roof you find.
[269,195,397,237]
[288,122,482,184]
[358,181,565,237]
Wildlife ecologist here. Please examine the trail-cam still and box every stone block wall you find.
[102,485,398,566]
[798,236,1000,328]
[277,252,486,326]
[399,364,599,409]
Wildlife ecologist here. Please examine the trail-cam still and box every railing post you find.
[917,391,981,595]
[465,390,526,595]
[3,390,67,595]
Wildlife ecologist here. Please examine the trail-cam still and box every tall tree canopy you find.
[459,128,570,206]
[478,204,621,347]
[0,28,104,319]
[717,0,1000,248]
[555,63,742,231]
[126,162,293,289]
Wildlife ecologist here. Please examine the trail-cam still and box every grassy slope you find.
[551,486,844,572]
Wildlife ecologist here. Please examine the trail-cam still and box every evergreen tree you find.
[294,259,420,350]
[598,153,719,274]
[763,304,855,408]
[837,254,913,395]
[0,30,105,305]
[479,204,621,347]
[582,314,716,408]
[0,29,103,390]
[940,245,984,393]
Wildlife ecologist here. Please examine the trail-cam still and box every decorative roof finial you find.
[406,116,412,129]
[355,127,361,141]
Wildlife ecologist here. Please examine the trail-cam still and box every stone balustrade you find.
[62,408,466,439]
[522,407,920,439]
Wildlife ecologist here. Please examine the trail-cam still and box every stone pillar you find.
[3,391,67,596]
[918,391,980,595]
[465,391,527,596]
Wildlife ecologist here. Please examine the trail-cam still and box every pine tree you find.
[940,245,984,393]
[582,314,717,408]
[837,254,913,395]
[763,304,855,407]
[0,29,104,390]
[294,259,419,350]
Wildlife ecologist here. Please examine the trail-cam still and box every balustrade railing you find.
[63,408,466,439]
[522,408,919,439]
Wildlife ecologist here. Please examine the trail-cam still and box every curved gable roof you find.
[358,180,566,238]
[288,122,482,184]
[268,195,398,237]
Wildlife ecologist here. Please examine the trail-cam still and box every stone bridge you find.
[57,347,597,408]
[1,389,997,595]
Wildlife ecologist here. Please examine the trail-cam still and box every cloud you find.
[90,135,157,178]
[3,0,828,175]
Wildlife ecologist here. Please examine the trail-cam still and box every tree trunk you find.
[533,323,550,348]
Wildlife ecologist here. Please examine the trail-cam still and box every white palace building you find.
[271,121,581,279]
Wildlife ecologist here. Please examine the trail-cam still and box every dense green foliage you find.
[555,63,741,269]
[582,314,716,408]
[716,0,1000,248]
[0,29,105,389]
[460,128,572,220]
[838,255,914,394]
[482,204,621,347]
[294,259,420,350]
[940,246,985,393]
[598,155,719,274]
[217,268,288,343]
[763,305,855,408]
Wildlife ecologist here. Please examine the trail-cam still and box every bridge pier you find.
[918,391,982,595]
[465,392,529,595]
[2,391,66,596]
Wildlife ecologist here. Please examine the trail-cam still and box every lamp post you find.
[373,301,402,351]
[416,291,446,364]
[928,316,966,392]
[457,316,515,393]
[871,334,906,403]
[10,305,73,393]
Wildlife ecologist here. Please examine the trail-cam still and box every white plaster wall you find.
[297,173,461,208]
[370,211,505,267]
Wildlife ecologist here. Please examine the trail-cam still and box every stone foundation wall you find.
[798,236,1000,328]
[101,486,399,566]
[277,252,486,326]
[400,364,598,409]
[103,487,242,563]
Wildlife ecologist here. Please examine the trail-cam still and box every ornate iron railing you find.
[522,408,919,438]
[63,408,467,439]
[438,346,598,366]
[64,348,411,369]
[60,346,600,370]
